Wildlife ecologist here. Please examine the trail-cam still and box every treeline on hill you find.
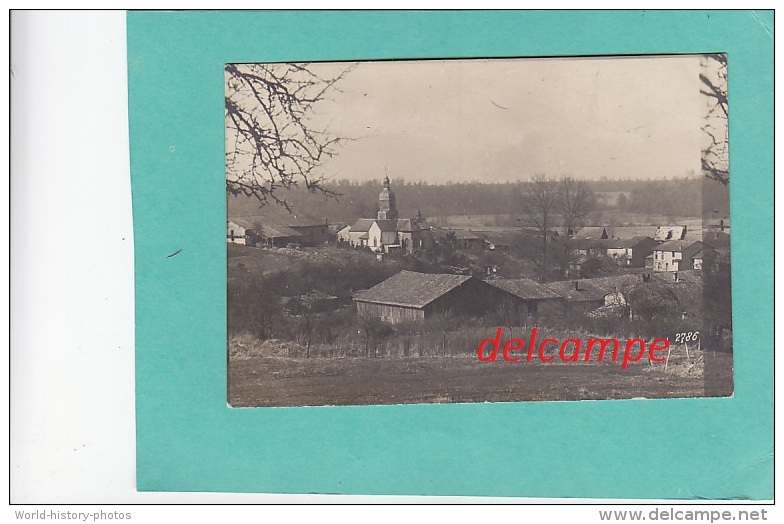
[228,176,726,223]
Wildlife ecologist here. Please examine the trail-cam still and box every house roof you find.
[691,247,717,260]
[605,236,656,249]
[230,216,326,230]
[573,227,611,240]
[485,278,562,300]
[439,228,482,240]
[229,217,263,230]
[396,218,430,232]
[572,236,655,250]
[546,280,607,302]
[654,239,699,252]
[258,225,302,238]
[353,271,471,308]
[654,225,686,241]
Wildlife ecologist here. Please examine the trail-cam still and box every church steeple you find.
[377,174,398,220]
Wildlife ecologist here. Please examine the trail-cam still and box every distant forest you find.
[228,176,730,224]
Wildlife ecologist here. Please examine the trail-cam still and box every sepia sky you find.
[304,55,704,184]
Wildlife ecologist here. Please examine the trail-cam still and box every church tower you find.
[377,175,398,220]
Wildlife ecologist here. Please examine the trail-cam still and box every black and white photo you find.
[225,56,732,407]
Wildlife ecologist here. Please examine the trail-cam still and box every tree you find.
[519,174,560,282]
[700,54,729,185]
[560,177,593,235]
[225,62,354,210]
[559,176,594,275]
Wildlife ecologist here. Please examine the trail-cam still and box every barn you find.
[484,278,565,318]
[353,271,515,324]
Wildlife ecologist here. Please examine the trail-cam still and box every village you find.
[228,176,729,329]
[226,175,732,406]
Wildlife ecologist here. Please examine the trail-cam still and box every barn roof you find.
[485,278,561,300]
[353,271,471,308]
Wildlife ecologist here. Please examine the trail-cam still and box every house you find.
[574,226,611,240]
[690,247,717,270]
[548,271,703,320]
[341,218,375,248]
[226,220,246,245]
[232,217,329,247]
[603,236,658,267]
[341,176,433,254]
[436,228,485,250]
[484,278,565,318]
[287,220,330,246]
[653,225,687,242]
[230,218,304,248]
[569,236,657,268]
[545,280,606,314]
[484,240,511,252]
[570,239,608,258]
[651,240,707,272]
[353,271,514,324]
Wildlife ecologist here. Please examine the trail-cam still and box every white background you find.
[6,7,778,515]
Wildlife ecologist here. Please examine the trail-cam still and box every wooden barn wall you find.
[356,301,424,324]
[425,279,514,319]
[535,297,565,318]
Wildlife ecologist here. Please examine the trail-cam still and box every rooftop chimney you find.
[574,281,579,291]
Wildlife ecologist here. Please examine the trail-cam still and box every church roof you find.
[349,218,377,232]
[373,219,399,232]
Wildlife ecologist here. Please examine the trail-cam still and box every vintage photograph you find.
[225,55,732,407]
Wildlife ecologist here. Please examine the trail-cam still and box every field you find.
[228,337,725,407]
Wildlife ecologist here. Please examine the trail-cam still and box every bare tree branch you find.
[700,54,729,185]
[225,62,355,210]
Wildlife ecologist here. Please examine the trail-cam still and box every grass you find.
[227,338,725,407]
